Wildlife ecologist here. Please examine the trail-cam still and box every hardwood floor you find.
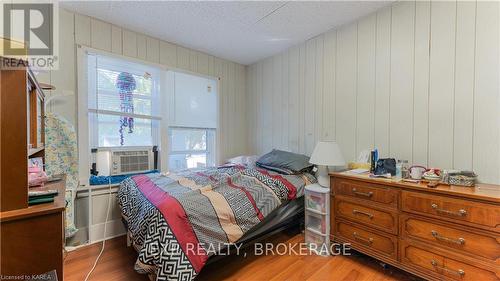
[64,233,420,281]
[64,236,145,281]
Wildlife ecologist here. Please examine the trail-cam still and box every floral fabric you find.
[44,112,78,238]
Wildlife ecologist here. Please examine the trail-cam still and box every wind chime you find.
[115,72,136,146]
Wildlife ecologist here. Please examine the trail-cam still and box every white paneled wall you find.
[246,0,500,184]
[413,1,431,167]
[39,8,248,244]
[40,8,248,163]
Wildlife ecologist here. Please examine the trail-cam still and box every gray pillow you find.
[256,149,313,174]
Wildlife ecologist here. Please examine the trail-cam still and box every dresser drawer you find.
[400,240,500,281]
[335,196,398,234]
[334,178,398,207]
[401,191,500,232]
[335,219,397,260]
[401,214,500,264]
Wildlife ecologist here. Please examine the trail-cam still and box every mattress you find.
[237,197,304,244]
[118,166,316,281]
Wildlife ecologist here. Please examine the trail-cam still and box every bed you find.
[118,164,316,281]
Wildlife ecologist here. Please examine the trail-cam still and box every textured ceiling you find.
[61,1,392,65]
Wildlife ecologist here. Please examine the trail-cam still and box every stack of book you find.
[28,189,58,205]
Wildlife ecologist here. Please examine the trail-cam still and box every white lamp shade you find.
[310,141,346,166]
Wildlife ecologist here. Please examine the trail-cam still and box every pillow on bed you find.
[255,163,295,175]
[256,149,313,174]
[226,155,259,167]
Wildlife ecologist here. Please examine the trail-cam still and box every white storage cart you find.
[304,183,330,256]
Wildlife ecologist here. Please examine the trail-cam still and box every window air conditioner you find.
[96,147,154,176]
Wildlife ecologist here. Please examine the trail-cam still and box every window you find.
[79,51,218,178]
[168,127,216,171]
[167,71,218,171]
[87,54,160,148]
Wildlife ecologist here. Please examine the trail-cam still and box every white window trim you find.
[88,108,162,121]
[77,45,222,186]
[77,46,167,185]
[88,52,161,149]
[168,126,216,171]
[77,46,90,186]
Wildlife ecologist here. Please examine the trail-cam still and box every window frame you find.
[77,46,221,186]
[87,53,161,149]
[168,126,216,171]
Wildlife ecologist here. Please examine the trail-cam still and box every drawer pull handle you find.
[431,204,467,217]
[431,230,465,245]
[352,209,374,219]
[352,232,373,246]
[352,188,373,198]
[430,260,465,277]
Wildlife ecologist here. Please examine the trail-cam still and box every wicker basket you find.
[448,174,476,187]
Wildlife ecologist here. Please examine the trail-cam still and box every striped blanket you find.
[118,165,315,280]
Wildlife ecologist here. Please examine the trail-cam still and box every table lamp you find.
[310,141,346,187]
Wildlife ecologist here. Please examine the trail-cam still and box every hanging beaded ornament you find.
[115,72,136,146]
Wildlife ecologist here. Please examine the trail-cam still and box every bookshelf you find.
[0,57,65,280]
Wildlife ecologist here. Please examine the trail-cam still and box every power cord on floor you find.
[84,178,113,281]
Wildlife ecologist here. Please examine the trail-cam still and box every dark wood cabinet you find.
[330,172,500,281]
[1,66,30,211]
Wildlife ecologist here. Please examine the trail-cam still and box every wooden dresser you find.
[0,179,66,281]
[330,172,500,281]
[0,58,66,280]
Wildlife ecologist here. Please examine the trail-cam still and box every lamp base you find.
[315,165,330,187]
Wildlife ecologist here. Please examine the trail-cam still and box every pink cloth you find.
[28,166,48,186]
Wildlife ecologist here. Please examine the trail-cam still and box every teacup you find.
[409,166,427,180]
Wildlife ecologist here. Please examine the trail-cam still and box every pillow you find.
[226,155,259,167]
[256,149,313,174]
[255,163,295,175]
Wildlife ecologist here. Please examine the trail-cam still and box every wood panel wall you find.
[38,8,247,162]
[246,0,499,184]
